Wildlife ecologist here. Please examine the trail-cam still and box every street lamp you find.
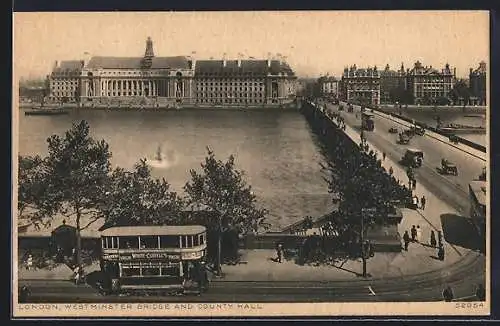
[360,208,376,278]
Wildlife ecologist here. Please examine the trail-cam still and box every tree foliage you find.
[43,120,112,231]
[184,147,269,235]
[100,159,185,229]
[18,154,56,228]
[389,86,414,105]
[184,147,268,272]
[449,79,471,105]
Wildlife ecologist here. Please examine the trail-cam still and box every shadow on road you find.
[85,270,108,289]
[440,213,485,254]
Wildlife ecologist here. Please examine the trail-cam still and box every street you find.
[327,100,485,216]
[19,248,484,303]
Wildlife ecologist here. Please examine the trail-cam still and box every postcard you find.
[12,11,490,318]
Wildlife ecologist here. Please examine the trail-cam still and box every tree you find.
[389,86,414,105]
[184,147,268,275]
[38,120,112,269]
[449,79,471,105]
[18,155,57,228]
[100,159,185,229]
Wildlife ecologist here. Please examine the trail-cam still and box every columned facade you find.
[50,37,297,108]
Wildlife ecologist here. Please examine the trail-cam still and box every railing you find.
[342,100,486,153]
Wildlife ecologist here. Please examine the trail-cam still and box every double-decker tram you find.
[99,225,207,293]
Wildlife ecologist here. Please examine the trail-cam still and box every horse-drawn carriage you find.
[401,148,424,168]
[449,134,460,144]
[398,133,411,144]
[439,159,458,176]
[412,125,425,136]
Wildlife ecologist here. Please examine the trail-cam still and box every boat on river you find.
[24,101,69,116]
[439,123,486,134]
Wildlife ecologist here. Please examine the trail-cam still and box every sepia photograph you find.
[12,11,489,317]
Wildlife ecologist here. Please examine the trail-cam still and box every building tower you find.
[141,37,155,69]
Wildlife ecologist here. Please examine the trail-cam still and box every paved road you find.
[326,100,485,216]
[19,248,484,303]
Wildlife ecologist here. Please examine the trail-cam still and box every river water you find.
[18,108,334,231]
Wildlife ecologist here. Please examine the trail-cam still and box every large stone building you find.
[469,61,487,105]
[194,59,296,106]
[48,37,297,107]
[317,75,338,98]
[379,64,406,104]
[405,61,455,105]
[340,65,380,106]
[48,60,84,102]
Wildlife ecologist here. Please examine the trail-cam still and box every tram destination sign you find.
[103,252,181,261]
[129,252,180,260]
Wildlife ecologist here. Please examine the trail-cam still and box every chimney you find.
[53,60,58,69]
[453,67,456,77]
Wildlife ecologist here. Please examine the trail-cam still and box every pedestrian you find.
[403,231,410,251]
[276,243,283,263]
[26,253,33,271]
[430,230,437,247]
[73,266,83,285]
[199,262,209,293]
[411,225,417,242]
[382,152,386,161]
[389,166,394,175]
[421,195,426,210]
[412,178,417,190]
[416,225,422,243]
[438,244,445,261]
[475,283,486,301]
[443,285,454,302]
[19,285,31,303]
[412,195,419,209]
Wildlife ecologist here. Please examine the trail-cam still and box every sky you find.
[13,11,489,79]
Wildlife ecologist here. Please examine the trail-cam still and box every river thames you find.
[18,108,334,231]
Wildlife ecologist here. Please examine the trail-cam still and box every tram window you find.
[161,266,179,276]
[193,235,199,246]
[181,236,188,248]
[140,236,159,249]
[119,236,139,249]
[188,236,194,248]
[160,235,179,248]
[142,267,160,276]
[200,234,205,245]
[122,267,140,277]
[110,237,118,249]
